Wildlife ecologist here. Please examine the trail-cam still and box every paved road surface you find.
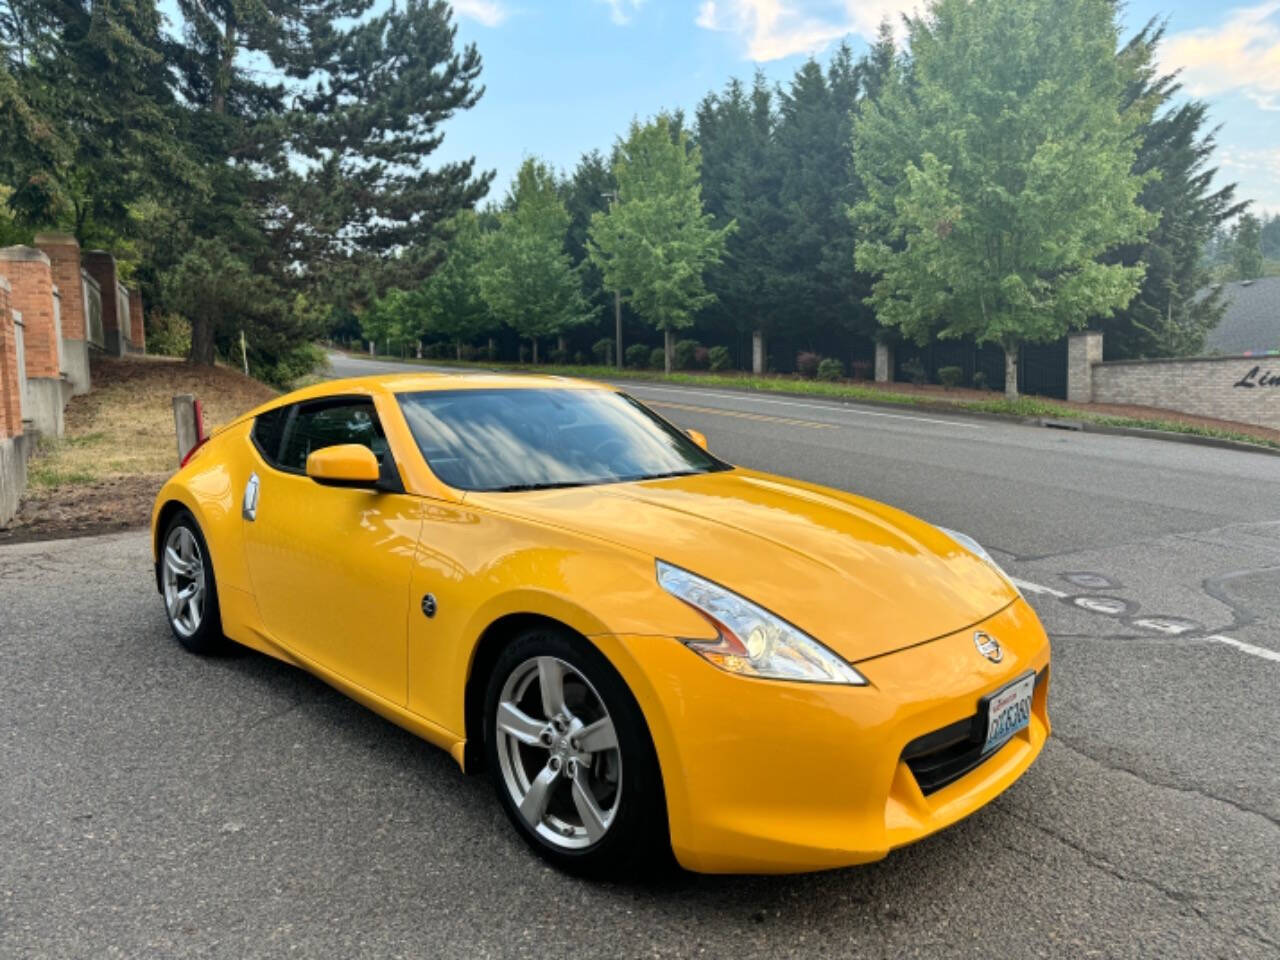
[2,350,1276,958]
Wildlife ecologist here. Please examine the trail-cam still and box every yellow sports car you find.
[151,373,1050,875]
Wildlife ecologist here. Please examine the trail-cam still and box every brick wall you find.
[82,250,123,354]
[34,233,85,341]
[0,277,21,439]
[1092,355,1280,431]
[0,247,59,379]
[129,288,146,353]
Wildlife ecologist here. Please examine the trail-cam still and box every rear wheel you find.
[160,511,227,655]
[484,626,670,877]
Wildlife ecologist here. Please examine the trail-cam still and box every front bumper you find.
[602,597,1051,873]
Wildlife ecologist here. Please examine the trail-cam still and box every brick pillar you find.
[129,288,146,354]
[82,250,126,357]
[35,232,91,394]
[0,246,64,436]
[0,276,20,440]
[875,341,894,383]
[1067,330,1103,404]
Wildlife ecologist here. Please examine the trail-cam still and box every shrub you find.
[592,338,615,365]
[796,351,822,379]
[674,338,701,370]
[972,370,989,391]
[425,342,451,359]
[459,343,478,362]
[146,312,191,358]
[708,345,732,372]
[850,360,873,381]
[624,343,650,368]
[902,357,927,385]
[650,347,667,370]
[694,345,710,368]
[816,357,843,381]
[549,347,570,364]
[572,351,587,365]
[938,365,964,388]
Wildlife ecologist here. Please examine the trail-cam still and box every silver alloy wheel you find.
[162,525,206,638]
[495,656,622,850]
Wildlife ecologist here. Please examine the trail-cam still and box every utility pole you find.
[602,190,622,369]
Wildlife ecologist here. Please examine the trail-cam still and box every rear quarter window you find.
[251,406,290,466]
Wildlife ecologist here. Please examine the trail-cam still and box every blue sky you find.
[435,0,1280,215]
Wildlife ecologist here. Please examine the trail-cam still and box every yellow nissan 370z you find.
[151,373,1050,875]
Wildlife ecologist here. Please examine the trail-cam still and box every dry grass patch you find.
[3,355,278,542]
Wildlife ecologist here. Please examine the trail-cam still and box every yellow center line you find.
[648,399,837,430]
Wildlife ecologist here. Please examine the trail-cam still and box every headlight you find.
[656,560,867,685]
[938,527,1021,595]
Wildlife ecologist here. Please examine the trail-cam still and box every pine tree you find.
[1232,213,1264,281]
[1096,20,1245,358]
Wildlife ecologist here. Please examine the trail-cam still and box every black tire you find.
[483,626,672,878]
[159,510,229,656]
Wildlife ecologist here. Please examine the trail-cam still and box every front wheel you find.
[160,510,228,655]
[484,627,670,877]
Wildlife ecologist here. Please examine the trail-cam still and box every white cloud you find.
[1162,2,1280,111]
[1216,147,1280,214]
[596,0,646,26]
[695,0,921,61]
[452,0,510,28]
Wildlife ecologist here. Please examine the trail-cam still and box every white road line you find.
[1010,578,1069,598]
[625,385,986,429]
[1206,635,1280,663]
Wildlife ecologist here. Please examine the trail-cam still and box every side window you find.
[252,406,291,467]
[277,400,389,473]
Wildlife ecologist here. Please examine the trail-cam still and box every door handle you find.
[242,472,260,521]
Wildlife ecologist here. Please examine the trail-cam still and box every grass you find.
[24,355,279,493]
[358,352,1280,452]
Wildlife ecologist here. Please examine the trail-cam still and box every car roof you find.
[234,371,617,428]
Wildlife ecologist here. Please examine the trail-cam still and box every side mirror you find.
[306,444,381,487]
[686,428,709,451]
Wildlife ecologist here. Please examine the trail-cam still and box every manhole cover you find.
[1064,572,1117,589]
[1072,596,1131,616]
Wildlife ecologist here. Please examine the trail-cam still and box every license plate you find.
[981,672,1035,754]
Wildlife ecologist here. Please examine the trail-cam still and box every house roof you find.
[1204,276,1280,356]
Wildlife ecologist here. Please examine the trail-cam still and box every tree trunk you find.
[557,334,567,355]
[416,340,422,359]
[614,290,623,370]
[488,336,496,361]
[532,339,539,364]
[189,316,217,366]
[752,328,764,375]
[369,340,375,357]
[1004,343,1019,400]
[664,328,673,374]
[456,341,462,361]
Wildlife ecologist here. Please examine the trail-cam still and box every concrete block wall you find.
[35,233,91,395]
[1067,331,1103,403]
[1091,355,1280,431]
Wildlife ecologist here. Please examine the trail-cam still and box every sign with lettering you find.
[1233,366,1280,389]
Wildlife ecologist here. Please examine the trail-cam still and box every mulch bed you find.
[0,473,166,545]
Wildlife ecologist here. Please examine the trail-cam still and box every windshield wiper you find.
[485,480,593,492]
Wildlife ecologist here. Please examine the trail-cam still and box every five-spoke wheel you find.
[485,627,669,876]
[160,510,226,655]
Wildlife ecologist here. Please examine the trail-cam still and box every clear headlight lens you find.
[656,560,867,685]
[938,527,1021,595]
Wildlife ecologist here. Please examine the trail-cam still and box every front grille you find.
[902,668,1047,796]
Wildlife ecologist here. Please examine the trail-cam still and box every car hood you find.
[468,468,1016,662]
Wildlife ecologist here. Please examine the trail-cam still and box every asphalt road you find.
[2,351,1277,958]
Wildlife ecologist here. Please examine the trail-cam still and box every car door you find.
[242,395,422,705]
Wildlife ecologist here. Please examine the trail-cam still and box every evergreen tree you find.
[589,114,734,372]
[1260,214,1280,261]
[853,0,1154,398]
[1096,20,1245,358]
[695,74,784,372]
[480,158,594,362]
[1232,213,1264,281]
[560,150,618,357]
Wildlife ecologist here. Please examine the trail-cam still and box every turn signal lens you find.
[656,560,868,685]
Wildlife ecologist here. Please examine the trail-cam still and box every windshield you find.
[396,388,728,492]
